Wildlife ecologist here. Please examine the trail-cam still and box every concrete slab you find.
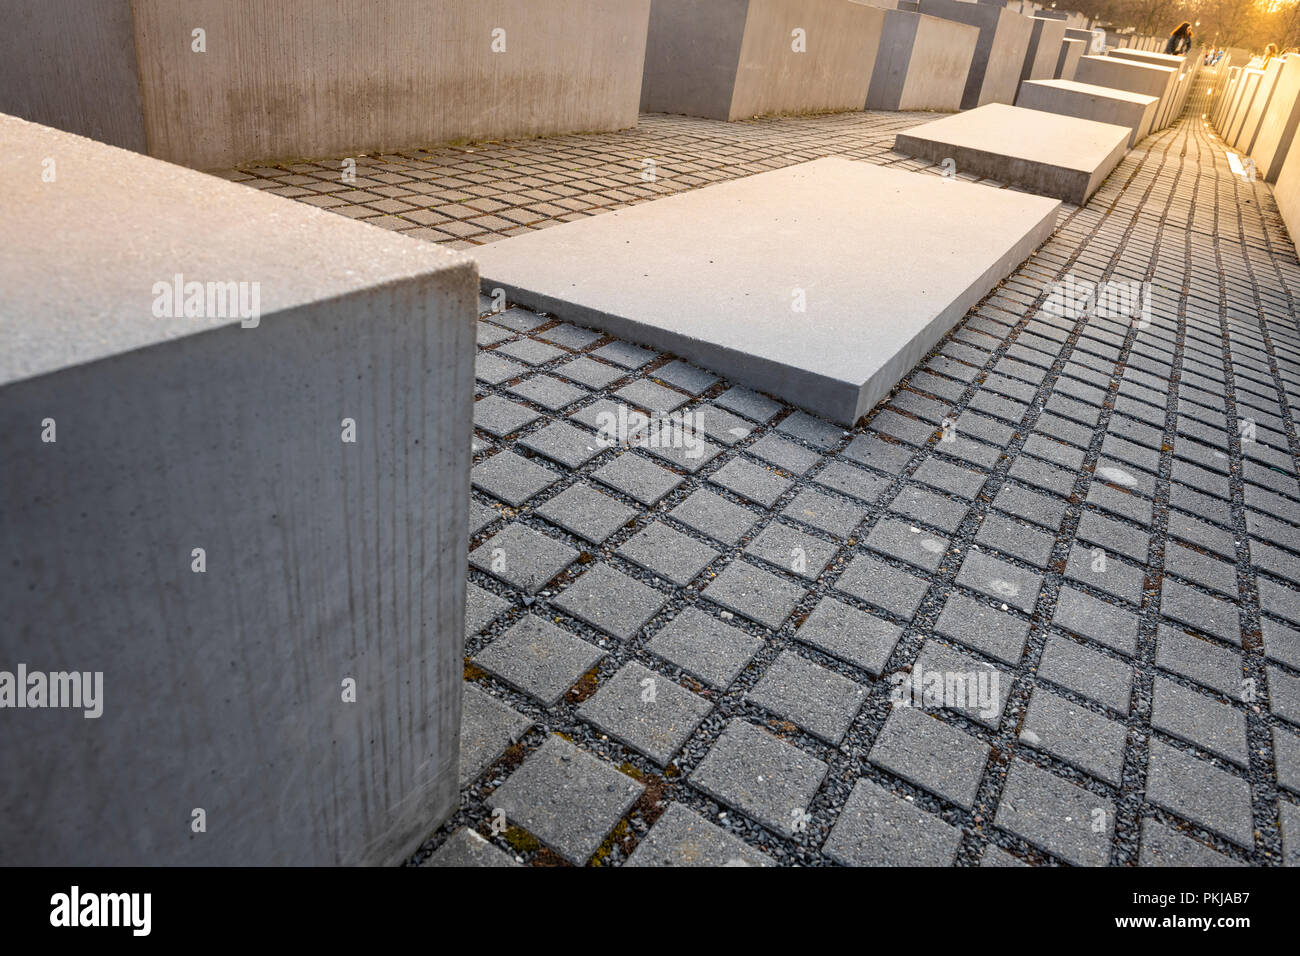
[1250,55,1300,181]
[1074,55,1177,130]
[1017,78,1158,147]
[475,158,1059,425]
[865,10,979,112]
[916,0,1035,108]
[1108,49,1186,128]
[1055,37,1085,81]
[1226,70,1264,146]
[1021,16,1067,83]
[893,102,1130,203]
[641,0,886,121]
[1214,67,1242,130]
[1237,57,1286,154]
[1274,122,1300,245]
[0,113,477,864]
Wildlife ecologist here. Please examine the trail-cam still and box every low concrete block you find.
[641,0,886,121]
[1075,56,1176,129]
[866,10,979,112]
[916,0,1035,108]
[893,102,1130,203]
[1021,16,1068,83]
[1226,70,1264,146]
[1237,56,1287,154]
[1250,55,1300,181]
[1214,67,1242,130]
[1056,38,1085,81]
[1108,49,1186,127]
[0,113,477,865]
[476,158,1060,425]
[1017,78,1158,147]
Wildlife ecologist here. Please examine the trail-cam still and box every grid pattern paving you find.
[246,93,1300,866]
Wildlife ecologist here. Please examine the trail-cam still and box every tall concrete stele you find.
[0,113,478,865]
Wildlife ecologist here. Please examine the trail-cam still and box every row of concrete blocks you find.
[1209,54,1300,184]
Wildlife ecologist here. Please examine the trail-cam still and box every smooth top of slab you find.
[1079,55,1176,76]
[475,157,1059,422]
[1109,49,1184,66]
[896,103,1132,172]
[0,113,471,387]
[1023,78,1160,106]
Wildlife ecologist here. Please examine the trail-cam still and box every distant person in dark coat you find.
[1166,22,1193,55]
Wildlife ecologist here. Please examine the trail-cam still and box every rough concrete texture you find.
[893,102,1130,203]
[641,0,885,122]
[1250,55,1300,182]
[1108,49,1187,129]
[1273,116,1300,243]
[1075,56,1177,130]
[1214,67,1242,130]
[0,0,146,153]
[1020,15,1067,83]
[1220,70,1262,141]
[1017,78,1158,148]
[1226,71,1264,148]
[1055,37,1085,81]
[475,157,1059,425]
[0,113,478,865]
[866,10,979,112]
[81,0,652,169]
[1237,57,1287,155]
[916,0,1035,109]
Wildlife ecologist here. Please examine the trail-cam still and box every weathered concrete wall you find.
[0,0,147,152]
[1056,37,1084,81]
[866,10,978,112]
[1021,16,1067,83]
[642,0,885,121]
[132,0,651,168]
[0,113,477,865]
[1251,55,1300,181]
[916,0,1034,109]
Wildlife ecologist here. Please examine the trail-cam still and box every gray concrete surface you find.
[866,10,979,112]
[1237,57,1287,155]
[474,157,1059,425]
[916,0,1035,109]
[1250,55,1300,181]
[1020,16,1067,83]
[1017,78,1158,148]
[893,102,1130,203]
[1055,37,1084,81]
[1075,56,1177,130]
[0,113,478,865]
[641,0,885,122]
[1227,71,1264,148]
[1108,49,1186,129]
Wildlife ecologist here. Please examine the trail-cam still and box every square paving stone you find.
[474,395,541,436]
[592,340,657,369]
[536,482,635,544]
[653,360,719,395]
[485,307,548,332]
[519,421,606,468]
[625,803,773,866]
[669,489,758,546]
[476,351,528,385]
[477,321,514,347]
[592,452,683,505]
[508,374,588,411]
[842,433,914,473]
[469,523,578,593]
[1036,635,1132,713]
[553,563,668,640]
[795,597,901,676]
[1146,739,1254,848]
[1275,727,1300,796]
[822,778,961,866]
[1284,802,1300,867]
[701,559,806,629]
[994,758,1114,867]
[1138,818,1245,867]
[749,434,823,475]
[577,661,712,766]
[490,735,644,865]
[459,683,534,786]
[975,513,1056,568]
[743,521,838,580]
[833,553,930,621]
[1269,665,1300,726]
[774,410,844,449]
[536,322,602,350]
[866,518,949,573]
[980,845,1030,867]
[713,386,781,423]
[912,457,988,500]
[473,615,604,706]
[466,582,510,637]
[617,521,719,586]
[645,607,764,690]
[992,482,1066,532]
[695,404,757,444]
[1064,543,1145,605]
[934,593,1029,665]
[911,641,1010,730]
[746,650,867,744]
[869,707,990,810]
[471,450,558,507]
[886,484,969,534]
[955,550,1043,614]
[710,458,793,507]
[644,435,722,474]
[468,498,500,537]
[780,489,866,538]
[1161,580,1242,645]
[811,460,892,503]
[614,378,688,415]
[1154,626,1245,700]
[496,337,567,366]
[555,356,627,389]
[1019,687,1127,785]
[1263,617,1300,669]
[1152,677,1248,767]
[1053,586,1139,656]
[424,828,521,868]
[689,719,828,837]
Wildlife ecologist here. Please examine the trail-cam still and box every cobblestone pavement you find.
[237,91,1300,866]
